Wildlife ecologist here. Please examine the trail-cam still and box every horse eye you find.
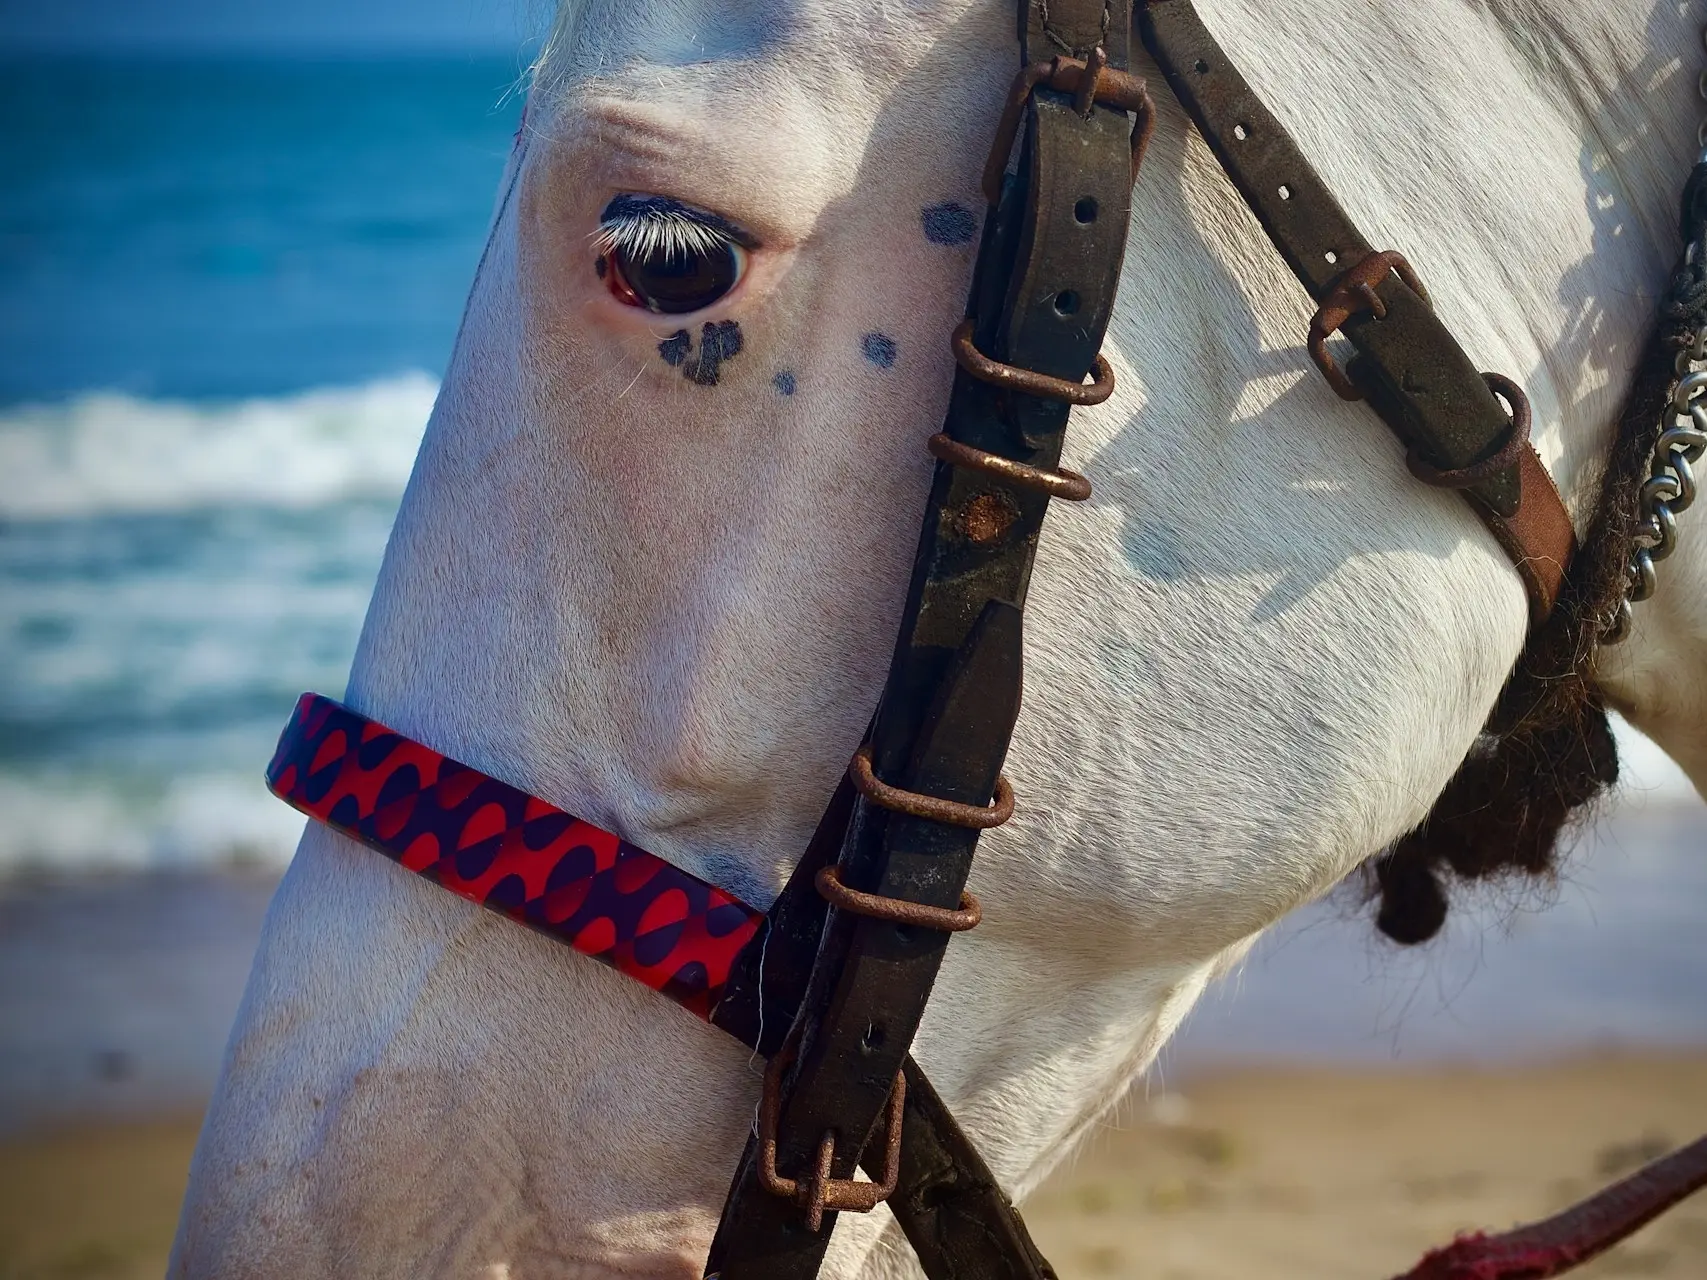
[604,239,745,314]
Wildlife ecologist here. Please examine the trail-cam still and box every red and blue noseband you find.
[266,693,762,1020]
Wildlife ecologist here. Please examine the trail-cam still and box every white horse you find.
[171,1,1705,1276]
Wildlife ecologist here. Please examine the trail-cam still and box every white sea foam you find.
[0,770,305,878]
[0,379,1696,880]
[0,375,436,519]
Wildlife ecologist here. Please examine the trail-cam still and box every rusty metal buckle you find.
[1306,250,1431,400]
[981,47,1157,202]
[815,865,983,933]
[928,432,1092,501]
[757,1034,906,1233]
[951,318,1115,407]
[848,743,1015,829]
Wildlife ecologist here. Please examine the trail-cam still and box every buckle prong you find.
[756,1034,906,1233]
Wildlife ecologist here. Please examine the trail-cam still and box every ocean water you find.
[0,56,1698,880]
[0,56,522,875]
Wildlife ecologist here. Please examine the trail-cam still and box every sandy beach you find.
[1024,1054,1707,1280]
[2,1054,1702,1279]
[1,803,1700,1278]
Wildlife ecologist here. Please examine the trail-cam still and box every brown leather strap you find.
[890,1059,1060,1280]
[1137,0,1576,620]
[1486,446,1577,620]
[703,1,1138,1274]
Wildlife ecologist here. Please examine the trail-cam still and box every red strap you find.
[1396,1134,1707,1280]
[266,693,762,1020]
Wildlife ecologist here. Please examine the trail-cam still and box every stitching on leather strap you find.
[1037,0,1112,57]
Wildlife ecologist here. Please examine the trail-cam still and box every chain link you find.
[1701,23,1707,152]
[1603,315,1707,643]
[1601,26,1707,644]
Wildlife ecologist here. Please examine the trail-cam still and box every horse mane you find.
[1371,177,1707,944]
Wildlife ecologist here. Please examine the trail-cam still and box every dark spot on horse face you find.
[595,255,607,278]
[921,201,977,246]
[862,332,898,370]
[773,371,797,396]
[658,330,691,367]
[687,320,743,386]
[658,321,744,386]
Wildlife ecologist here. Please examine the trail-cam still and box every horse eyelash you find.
[594,196,752,261]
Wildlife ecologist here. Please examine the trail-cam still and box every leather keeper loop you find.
[981,53,1156,202]
[928,432,1093,500]
[815,865,983,933]
[848,743,1015,829]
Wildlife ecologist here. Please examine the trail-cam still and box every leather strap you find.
[703,2,1137,1275]
[711,781,1058,1280]
[1137,0,1576,620]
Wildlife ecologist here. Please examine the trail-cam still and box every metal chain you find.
[1601,24,1707,645]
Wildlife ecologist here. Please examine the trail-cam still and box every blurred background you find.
[0,3,1702,1277]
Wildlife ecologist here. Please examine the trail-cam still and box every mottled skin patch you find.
[861,332,898,370]
[658,321,744,386]
[658,330,692,368]
[921,201,977,245]
[773,371,797,396]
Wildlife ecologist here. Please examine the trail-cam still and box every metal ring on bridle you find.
[1306,250,1431,401]
[815,866,983,933]
[927,433,1093,500]
[951,318,1116,405]
[1404,372,1532,489]
[848,743,1015,829]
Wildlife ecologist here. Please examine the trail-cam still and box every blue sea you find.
[0,56,523,875]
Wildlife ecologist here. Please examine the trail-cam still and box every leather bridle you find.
[268,2,1707,1277]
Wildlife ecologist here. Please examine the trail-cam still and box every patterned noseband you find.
[266,693,762,1020]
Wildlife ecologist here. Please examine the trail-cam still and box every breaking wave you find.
[0,374,435,520]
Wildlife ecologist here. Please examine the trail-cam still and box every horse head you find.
[172,2,1705,1276]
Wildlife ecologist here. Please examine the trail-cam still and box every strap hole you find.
[1278,184,1292,200]
[1324,249,1338,264]
[1074,196,1098,224]
[1233,123,1249,141]
[1053,289,1081,316]
[1193,58,1209,73]
[861,1023,887,1053]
